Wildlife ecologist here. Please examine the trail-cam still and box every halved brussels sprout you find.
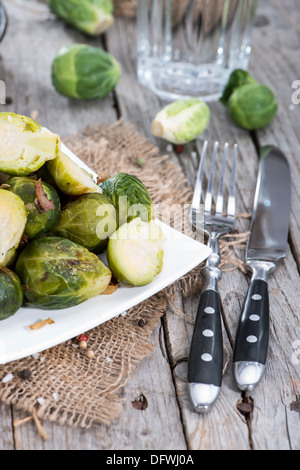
[107,218,165,287]
[53,193,117,253]
[151,98,210,145]
[15,237,112,310]
[48,151,101,196]
[51,44,121,100]
[48,0,114,36]
[6,177,61,240]
[0,189,27,265]
[0,113,60,176]
[0,267,23,321]
[100,173,153,227]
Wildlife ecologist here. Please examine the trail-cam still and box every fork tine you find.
[215,143,229,215]
[204,141,219,214]
[227,143,238,217]
[192,140,208,210]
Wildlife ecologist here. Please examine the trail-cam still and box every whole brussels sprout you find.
[53,193,117,253]
[0,113,60,176]
[227,83,278,131]
[220,69,257,107]
[100,173,153,227]
[6,177,61,240]
[0,189,27,265]
[15,237,112,310]
[48,0,114,36]
[151,98,210,145]
[51,44,121,100]
[0,267,23,321]
[48,151,101,196]
[107,218,165,287]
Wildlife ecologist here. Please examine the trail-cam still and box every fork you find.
[188,140,238,413]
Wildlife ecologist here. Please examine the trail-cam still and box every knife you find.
[233,145,291,392]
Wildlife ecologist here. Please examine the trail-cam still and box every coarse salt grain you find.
[31,352,40,359]
[53,393,59,401]
[2,373,14,384]
[40,356,45,363]
[166,144,173,152]
[72,343,79,349]
[37,397,45,406]
[106,357,112,363]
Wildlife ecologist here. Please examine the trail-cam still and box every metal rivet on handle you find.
[201,353,213,362]
[204,307,215,314]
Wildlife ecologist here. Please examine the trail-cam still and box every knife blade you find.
[233,145,291,392]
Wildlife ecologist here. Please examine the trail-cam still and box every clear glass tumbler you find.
[137,0,258,101]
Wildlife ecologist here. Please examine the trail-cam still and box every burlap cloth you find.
[0,120,248,433]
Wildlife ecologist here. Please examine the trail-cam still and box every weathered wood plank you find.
[244,0,300,450]
[0,403,14,449]
[249,0,300,266]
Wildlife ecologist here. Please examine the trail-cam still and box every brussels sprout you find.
[53,193,117,253]
[51,44,121,100]
[228,83,278,130]
[0,189,27,265]
[15,237,111,310]
[0,113,60,176]
[48,0,114,36]
[48,151,101,196]
[107,218,165,287]
[100,173,153,227]
[220,69,257,107]
[6,177,61,240]
[0,267,23,321]
[151,98,210,145]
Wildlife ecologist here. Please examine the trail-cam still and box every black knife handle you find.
[233,279,269,391]
[188,289,223,411]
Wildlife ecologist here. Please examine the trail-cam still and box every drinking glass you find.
[137,0,258,101]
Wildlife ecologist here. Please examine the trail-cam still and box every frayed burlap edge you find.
[0,120,248,433]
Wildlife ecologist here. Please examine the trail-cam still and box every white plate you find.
[0,145,211,365]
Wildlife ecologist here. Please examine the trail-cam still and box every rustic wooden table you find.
[0,0,299,451]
